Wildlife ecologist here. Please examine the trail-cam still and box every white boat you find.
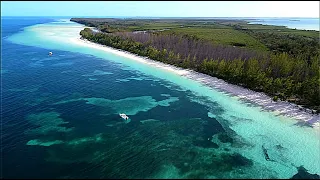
[119,113,129,120]
[49,52,53,56]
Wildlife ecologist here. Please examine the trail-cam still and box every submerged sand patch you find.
[25,111,73,135]
[54,95,179,116]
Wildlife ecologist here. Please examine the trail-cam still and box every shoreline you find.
[70,36,320,129]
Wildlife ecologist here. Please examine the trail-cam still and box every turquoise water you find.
[247,18,319,31]
[2,18,320,179]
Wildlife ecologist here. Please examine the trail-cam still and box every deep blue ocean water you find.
[1,17,320,179]
[1,17,226,179]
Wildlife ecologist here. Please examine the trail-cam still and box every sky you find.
[1,1,319,18]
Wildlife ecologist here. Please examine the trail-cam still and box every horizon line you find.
[1,16,319,19]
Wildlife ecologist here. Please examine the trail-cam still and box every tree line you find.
[80,28,319,112]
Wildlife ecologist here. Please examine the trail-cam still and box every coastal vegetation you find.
[71,18,320,112]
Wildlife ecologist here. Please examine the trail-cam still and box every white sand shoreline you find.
[70,36,319,129]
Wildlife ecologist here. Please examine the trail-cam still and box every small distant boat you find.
[119,113,129,120]
[49,52,53,56]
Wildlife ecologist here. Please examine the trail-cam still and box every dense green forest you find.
[73,18,320,112]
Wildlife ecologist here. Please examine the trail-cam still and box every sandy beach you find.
[70,35,320,129]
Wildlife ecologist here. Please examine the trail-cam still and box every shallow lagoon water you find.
[248,18,320,31]
[2,18,320,178]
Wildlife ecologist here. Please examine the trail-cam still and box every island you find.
[70,18,320,113]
